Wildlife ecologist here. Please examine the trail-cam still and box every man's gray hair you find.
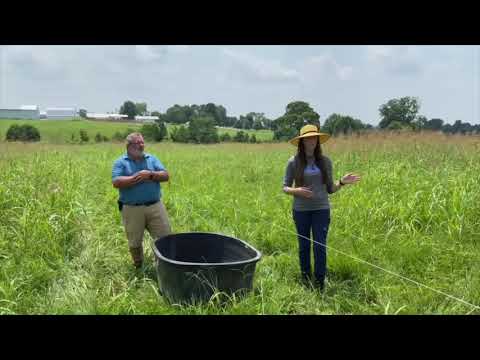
[126,132,143,145]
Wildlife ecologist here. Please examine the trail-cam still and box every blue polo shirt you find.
[112,153,166,205]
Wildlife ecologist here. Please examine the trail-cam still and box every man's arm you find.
[112,159,145,189]
[112,175,142,189]
[151,170,169,182]
[151,157,169,183]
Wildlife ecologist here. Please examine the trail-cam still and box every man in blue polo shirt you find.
[112,132,171,268]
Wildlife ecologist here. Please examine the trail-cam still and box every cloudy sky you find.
[1,45,479,125]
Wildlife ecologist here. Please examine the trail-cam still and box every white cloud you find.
[6,46,63,70]
[135,45,190,62]
[166,45,191,54]
[366,45,423,75]
[134,45,167,62]
[300,54,354,81]
[366,45,393,62]
[222,48,301,83]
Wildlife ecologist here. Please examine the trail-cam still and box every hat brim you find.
[289,132,330,146]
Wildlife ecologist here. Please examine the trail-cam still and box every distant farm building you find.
[86,113,129,121]
[46,107,77,120]
[0,105,40,119]
[135,115,159,123]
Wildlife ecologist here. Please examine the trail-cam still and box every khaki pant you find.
[121,201,171,249]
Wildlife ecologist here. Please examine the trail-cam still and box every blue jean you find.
[292,209,331,283]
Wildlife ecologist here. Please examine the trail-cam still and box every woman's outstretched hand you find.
[341,173,361,185]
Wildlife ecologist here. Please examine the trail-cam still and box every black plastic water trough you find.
[152,232,262,304]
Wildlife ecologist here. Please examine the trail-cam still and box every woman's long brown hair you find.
[294,137,333,192]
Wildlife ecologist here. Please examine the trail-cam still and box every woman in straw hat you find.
[283,124,360,291]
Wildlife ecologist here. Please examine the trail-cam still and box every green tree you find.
[120,100,137,120]
[215,105,227,126]
[253,119,263,130]
[135,102,148,116]
[79,130,89,143]
[233,130,248,142]
[157,121,167,140]
[241,115,253,129]
[442,123,453,134]
[79,109,87,118]
[322,114,367,135]
[220,133,232,142]
[170,125,191,142]
[262,117,273,129]
[189,103,219,125]
[112,131,125,142]
[165,105,193,124]
[378,97,420,129]
[412,115,428,130]
[5,125,21,141]
[6,124,41,142]
[200,103,226,126]
[141,121,168,142]
[188,117,219,143]
[423,118,444,131]
[386,121,407,130]
[241,113,268,130]
[225,116,237,127]
[449,120,473,134]
[249,112,271,130]
[273,101,320,141]
[23,126,41,141]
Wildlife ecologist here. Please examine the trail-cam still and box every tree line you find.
[78,101,274,131]
[114,97,480,136]
[72,97,480,145]
[377,97,480,135]
[271,97,480,140]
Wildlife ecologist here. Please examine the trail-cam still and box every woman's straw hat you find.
[289,124,330,146]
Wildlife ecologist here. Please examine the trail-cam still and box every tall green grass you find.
[0,132,479,314]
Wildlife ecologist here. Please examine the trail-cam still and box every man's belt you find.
[128,200,159,207]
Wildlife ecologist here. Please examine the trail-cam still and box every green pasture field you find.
[0,132,479,314]
[0,119,274,143]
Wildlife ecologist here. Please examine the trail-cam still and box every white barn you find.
[0,105,40,119]
[46,107,77,120]
[87,113,129,120]
[135,115,159,123]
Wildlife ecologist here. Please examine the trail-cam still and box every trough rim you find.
[151,231,262,267]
